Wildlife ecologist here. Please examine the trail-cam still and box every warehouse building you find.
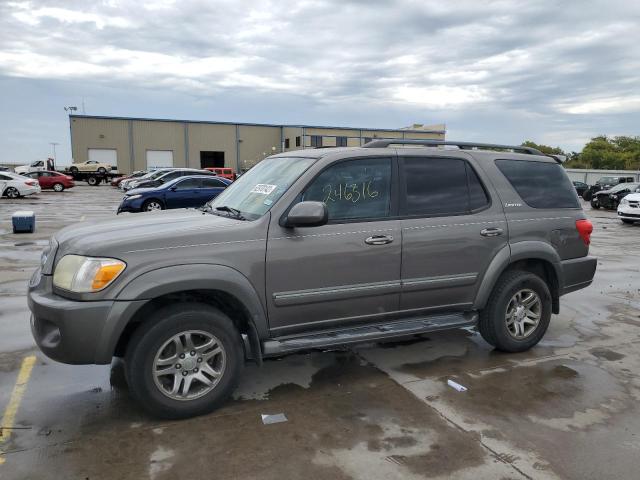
[69,115,445,175]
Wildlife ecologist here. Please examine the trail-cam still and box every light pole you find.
[50,142,59,164]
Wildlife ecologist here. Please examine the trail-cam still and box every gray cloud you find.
[1,0,639,160]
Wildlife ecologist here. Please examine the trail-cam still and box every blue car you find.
[118,175,231,213]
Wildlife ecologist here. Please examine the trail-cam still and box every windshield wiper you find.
[214,205,246,220]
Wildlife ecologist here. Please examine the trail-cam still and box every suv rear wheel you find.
[478,270,551,352]
[125,303,243,419]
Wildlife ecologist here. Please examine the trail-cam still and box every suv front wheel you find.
[125,303,243,419]
[478,270,551,352]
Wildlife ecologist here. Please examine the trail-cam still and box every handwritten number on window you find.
[322,180,378,203]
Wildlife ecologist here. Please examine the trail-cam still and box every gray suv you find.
[28,140,597,419]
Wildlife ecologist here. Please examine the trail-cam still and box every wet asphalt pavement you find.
[1,185,640,479]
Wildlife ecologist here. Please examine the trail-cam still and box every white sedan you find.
[617,193,640,224]
[0,171,41,198]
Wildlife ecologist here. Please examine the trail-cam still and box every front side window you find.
[208,156,315,220]
[402,157,489,216]
[496,159,579,209]
[174,178,200,190]
[302,157,392,221]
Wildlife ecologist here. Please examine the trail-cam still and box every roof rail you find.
[362,139,544,156]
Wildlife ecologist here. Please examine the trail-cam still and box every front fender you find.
[94,264,269,363]
[115,263,268,336]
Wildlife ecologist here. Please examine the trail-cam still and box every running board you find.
[262,312,478,356]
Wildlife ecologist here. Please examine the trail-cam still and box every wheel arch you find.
[100,264,268,365]
[473,241,562,314]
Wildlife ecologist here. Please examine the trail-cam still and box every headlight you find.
[127,194,142,200]
[53,255,126,292]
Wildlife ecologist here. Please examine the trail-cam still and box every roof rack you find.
[362,139,544,156]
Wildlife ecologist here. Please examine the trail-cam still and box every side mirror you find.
[170,186,178,191]
[284,201,328,228]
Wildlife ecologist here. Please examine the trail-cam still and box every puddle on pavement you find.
[438,359,628,427]
[1,351,513,480]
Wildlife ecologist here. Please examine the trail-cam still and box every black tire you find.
[143,199,164,211]
[125,303,244,419]
[97,167,107,174]
[87,176,99,186]
[53,183,64,192]
[4,187,20,198]
[590,199,600,209]
[622,219,635,224]
[69,166,78,175]
[582,190,592,201]
[478,270,552,353]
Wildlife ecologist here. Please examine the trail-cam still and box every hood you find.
[54,209,254,259]
[623,193,640,202]
[125,186,162,195]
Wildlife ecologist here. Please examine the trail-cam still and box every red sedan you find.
[26,171,75,191]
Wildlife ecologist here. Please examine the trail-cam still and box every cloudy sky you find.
[1,0,639,164]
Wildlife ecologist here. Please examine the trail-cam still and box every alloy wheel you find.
[152,330,226,401]
[505,289,541,339]
[6,187,19,198]
[146,201,162,211]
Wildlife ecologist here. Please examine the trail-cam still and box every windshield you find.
[598,177,616,184]
[207,156,315,220]
[146,169,172,180]
[611,183,639,192]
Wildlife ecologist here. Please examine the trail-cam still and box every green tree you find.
[521,140,565,156]
[579,136,640,170]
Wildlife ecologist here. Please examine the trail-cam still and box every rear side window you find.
[402,157,489,216]
[495,159,579,209]
[202,178,227,188]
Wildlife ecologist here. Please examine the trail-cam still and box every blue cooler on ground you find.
[12,211,36,233]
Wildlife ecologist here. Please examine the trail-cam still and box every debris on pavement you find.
[447,379,468,392]
[261,413,288,425]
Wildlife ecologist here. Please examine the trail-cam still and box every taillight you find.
[576,219,593,245]
[25,180,37,186]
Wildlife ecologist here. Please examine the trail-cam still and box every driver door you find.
[165,178,201,208]
[266,156,401,335]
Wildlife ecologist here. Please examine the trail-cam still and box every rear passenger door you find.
[399,154,508,313]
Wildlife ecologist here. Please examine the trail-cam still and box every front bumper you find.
[117,199,143,214]
[28,269,144,365]
[560,256,597,295]
[22,185,41,196]
[617,205,640,220]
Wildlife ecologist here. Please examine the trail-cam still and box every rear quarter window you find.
[495,159,579,209]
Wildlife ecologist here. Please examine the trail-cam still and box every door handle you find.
[480,227,503,237]
[365,235,394,245]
